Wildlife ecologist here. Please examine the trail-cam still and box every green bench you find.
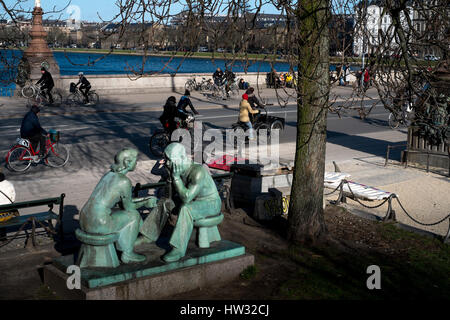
[0,194,65,248]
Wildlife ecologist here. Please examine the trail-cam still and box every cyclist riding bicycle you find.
[20,105,48,159]
[36,67,54,105]
[159,96,179,134]
[245,87,264,110]
[177,89,199,118]
[76,72,92,104]
[239,93,259,140]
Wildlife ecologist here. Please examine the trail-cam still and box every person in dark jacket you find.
[177,90,199,118]
[245,87,263,109]
[16,57,31,87]
[20,105,48,158]
[213,68,224,86]
[76,72,91,104]
[36,67,54,104]
[159,96,178,134]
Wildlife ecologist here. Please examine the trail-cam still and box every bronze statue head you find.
[111,148,138,174]
[163,143,190,175]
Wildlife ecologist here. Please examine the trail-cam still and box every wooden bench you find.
[0,194,65,248]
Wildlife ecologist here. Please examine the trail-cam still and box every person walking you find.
[363,67,370,91]
[344,63,350,85]
[16,57,31,87]
[338,64,345,86]
[213,68,224,86]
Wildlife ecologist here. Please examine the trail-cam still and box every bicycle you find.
[388,106,413,129]
[65,82,99,107]
[185,77,214,92]
[231,104,284,144]
[149,112,204,157]
[208,80,239,101]
[5,130,70,172]
[22,82,62,107]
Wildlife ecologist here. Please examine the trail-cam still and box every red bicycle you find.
[5,130,70,172]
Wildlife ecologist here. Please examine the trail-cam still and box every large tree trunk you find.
[287,0,330,244]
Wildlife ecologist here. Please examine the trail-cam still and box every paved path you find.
[0,85,380,119]
[1,86,448,239]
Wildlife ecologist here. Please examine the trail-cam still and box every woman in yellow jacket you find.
[239,93,259,140]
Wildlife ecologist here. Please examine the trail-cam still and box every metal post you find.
[444,218,450,244]
[383,196,396,222]
[385,145,390,166]
[59,193,65,241]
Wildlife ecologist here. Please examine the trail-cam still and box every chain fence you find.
[325,179,450,243]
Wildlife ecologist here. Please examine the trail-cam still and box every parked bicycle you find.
[388,104,413,129]
[21,82,62,107]
[185,77,214,92]
[5,130,70,172]
[65,82,99,106]
[208,81,240,101]
[149,112,204,157]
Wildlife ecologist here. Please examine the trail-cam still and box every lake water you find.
[1,50,357,94]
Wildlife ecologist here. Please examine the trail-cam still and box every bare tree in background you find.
[1,0,448,242]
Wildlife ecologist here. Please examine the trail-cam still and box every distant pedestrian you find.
[344,64,350,85]
[363,67,370,91]
[213,68,224,86]
[338,64,345,86]
[16,57,30,87]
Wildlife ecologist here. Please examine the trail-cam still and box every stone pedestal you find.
[24,7,60,84]
[44,240,254,299]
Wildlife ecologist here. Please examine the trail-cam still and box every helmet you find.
[78,72,84,76]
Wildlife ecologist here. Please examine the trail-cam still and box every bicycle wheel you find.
[200,82,212,92]
[388,113,400,129]
[66,93,82,107]
[229,83,239,97]
[88,92,99,106]
[212,86,224,100]
[46,143,70,167]
[149,132,170,157]
[185,80,195,92]
[22,85,35,99]
[7,147,32,172]
[51,92,63,107]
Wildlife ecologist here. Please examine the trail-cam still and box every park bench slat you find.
[0,211,58,228]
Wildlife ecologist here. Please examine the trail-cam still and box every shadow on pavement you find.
[327,130,406,161]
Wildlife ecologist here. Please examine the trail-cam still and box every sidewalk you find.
[0,86,379,119]
[238,140,450,237]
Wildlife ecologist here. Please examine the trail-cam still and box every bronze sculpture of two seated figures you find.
[76,143,224,268]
